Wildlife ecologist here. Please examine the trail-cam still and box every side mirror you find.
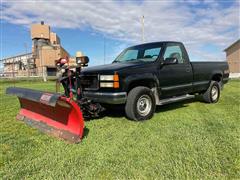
[164,58,178,65]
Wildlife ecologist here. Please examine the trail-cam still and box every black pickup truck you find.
[81,41,229,120]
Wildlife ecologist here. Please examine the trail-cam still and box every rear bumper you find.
[83,91,127,104]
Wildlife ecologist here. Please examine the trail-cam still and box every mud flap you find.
[6,87,84,143]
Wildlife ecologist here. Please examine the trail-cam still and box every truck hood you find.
[82,62,148,74]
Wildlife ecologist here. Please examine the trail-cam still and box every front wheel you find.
[125,86,156,121]
[202,81,220,103]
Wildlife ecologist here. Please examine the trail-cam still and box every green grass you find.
[1,80,240,179]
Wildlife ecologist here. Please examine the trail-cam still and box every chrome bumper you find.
[83,91,127,104]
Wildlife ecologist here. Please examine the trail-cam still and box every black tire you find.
[202,81,220,103]
[125,86,156,121]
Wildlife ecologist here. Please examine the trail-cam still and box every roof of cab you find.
[128,41,183,48]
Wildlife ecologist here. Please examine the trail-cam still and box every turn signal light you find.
[113,81,119,88]
[113,72,119,88]
[113,73,119,82]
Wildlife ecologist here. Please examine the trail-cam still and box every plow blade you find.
[6,87,84,143]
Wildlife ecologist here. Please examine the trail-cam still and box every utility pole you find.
[11,55,16,86]
[11,57,15,78]
[40,48,46,82]
[104,36,106,64]
[24,43,29,77]
[141,15,145,43]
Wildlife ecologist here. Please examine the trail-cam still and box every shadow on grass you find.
[96,96,203,120]
[102,104,126,118]
[83,127,90,138]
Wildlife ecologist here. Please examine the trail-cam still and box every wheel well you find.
[212,74,222,82]
[127,80,156,93]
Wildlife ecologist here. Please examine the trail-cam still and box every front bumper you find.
[83,91,127,104]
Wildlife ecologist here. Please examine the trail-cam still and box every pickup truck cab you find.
[81,41,229,120]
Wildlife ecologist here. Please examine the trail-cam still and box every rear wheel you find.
[202,81,220,103]
[125,86,156,120]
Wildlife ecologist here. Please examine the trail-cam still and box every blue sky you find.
[1,0,239,67]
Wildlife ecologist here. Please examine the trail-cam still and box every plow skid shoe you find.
[6,87,84,143]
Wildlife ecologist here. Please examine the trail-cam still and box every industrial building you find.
[1,21,69,77]
[3,53,35,77]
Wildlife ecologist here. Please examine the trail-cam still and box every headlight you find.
[100,82,114,88]
[100,73,119,88]
[100,75,114,81]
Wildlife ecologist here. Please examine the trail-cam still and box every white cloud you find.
[1,0,240,61]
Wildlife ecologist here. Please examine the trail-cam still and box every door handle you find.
[186,68,191,72]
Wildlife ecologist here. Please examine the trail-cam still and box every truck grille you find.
[80,75,99,90]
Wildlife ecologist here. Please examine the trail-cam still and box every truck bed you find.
[191,61,229,92]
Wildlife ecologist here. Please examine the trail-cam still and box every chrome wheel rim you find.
[137,95,152,116]
[211,86,218,101]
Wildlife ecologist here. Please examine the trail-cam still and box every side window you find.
[163,45,184,63]
[143,47,161,61]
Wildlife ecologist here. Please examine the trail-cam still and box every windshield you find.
[114,45,162,63]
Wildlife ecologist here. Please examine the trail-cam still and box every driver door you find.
[158,43,193,97]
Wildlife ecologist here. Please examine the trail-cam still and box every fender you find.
[123,73,160,93]
[210,70,223,83]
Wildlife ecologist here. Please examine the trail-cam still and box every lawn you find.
[0,79,239,179]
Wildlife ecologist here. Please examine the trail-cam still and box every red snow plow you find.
[6,56,103,143]
[6,87,84,143]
